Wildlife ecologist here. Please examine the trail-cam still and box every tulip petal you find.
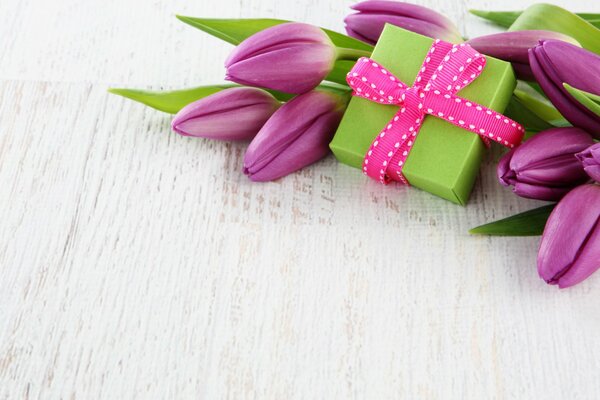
[345,13,460,45]
[513,181,572,201]
[498,128,593,201]
[558,219,600,288]
[244,90,345,180]
[497,149,515,187]
[344,0,462,45]
[530,41,600,135]
[592,144,600,162]
[538,184,600,288]
[225,22,332,67]
[543,40,600,97]
[467,31,578,81]
[171,87,280,140]
[577,143,600,182]
[344,26,374,44]
[225,22,337,94]
[351,0,458,33]
[226,44,336,94]
[517,155,589,186]
[247,111,339,181]
[467,30,578,64]
[509,128,594,173]
[530,45,600,135]
[583,165,600,183]
[173,104,275,140]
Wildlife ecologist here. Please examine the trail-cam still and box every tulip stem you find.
[335,47,373,61]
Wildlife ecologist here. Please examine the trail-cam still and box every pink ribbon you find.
[346,40,524,185]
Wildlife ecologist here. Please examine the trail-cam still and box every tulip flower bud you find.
[577,143,600,183]
[529,40,600,137]
[225,23,337,94]
[538,184,600,289]
[466,31,579,81]
[243,90,347,182]
[344,0,463,45]
[498,128,594,201]
[171,87,281,140]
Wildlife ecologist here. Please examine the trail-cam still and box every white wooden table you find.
[1,0,599,398]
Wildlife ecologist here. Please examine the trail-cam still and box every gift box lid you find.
[330,24,516,205]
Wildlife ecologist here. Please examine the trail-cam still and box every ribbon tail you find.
[423,93,524,148]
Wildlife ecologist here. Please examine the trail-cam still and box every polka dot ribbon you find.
[347,40,524,185]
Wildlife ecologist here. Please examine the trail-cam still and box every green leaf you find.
[176,16,282,45]
[324,29,373,52]
[470,9,600,30]
[577,13,600,29]
[314,82,353,97]
[514,82,561,120]
[526,81,547,98]
[507,4,600,55]
[564,83,600,117]
[326,60,355,86]
[174,16,371,87]
[469,10,523,28]
[108,83,349,114]
[504,96,553,134]
[108,85,238,114]
[579,87,600,103]
[513,82,567,129]
[175,16,373,51]
[469,204,555,236]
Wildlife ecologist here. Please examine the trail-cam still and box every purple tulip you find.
[344,0,462,45]
[467,31,578,81]
[577,143,600,182]
[171,87,281,140]
[225,23,336,94]
[530,40,600,137]
[498,128,594,201]
[538,184,600,289]
[243,90,347,182]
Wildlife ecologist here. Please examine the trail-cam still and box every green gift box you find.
[330,25,517,205]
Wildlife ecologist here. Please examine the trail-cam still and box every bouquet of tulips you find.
[111,1,600,289]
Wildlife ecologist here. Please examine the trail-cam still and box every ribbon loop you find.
[346,40,524,185]
[426,43,486,95]
[347,59,408,105]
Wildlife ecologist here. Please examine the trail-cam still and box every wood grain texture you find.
[1,0,600,399]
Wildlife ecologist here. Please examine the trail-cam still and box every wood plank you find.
[1,0,600,398]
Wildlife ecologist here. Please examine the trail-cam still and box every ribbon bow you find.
[347,39,524,185]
